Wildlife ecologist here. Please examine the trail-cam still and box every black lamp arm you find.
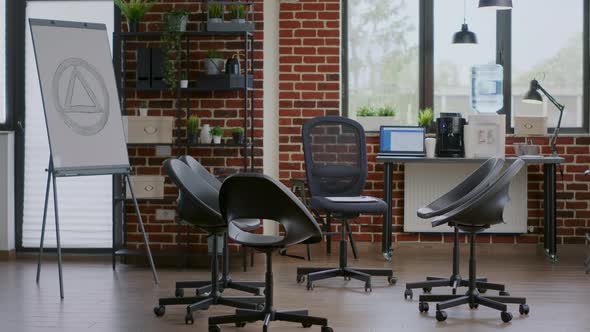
[536,82,565,156]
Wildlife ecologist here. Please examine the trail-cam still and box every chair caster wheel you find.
[307,282,314,291]
[365,283,372,293]
[235,322,246,328]
[436,310,447,322]
[297,275,305,284]
[404,288,413,300]
[302,323,312,328]
[477,288,487,294]
[387,276,397,285]
[422,287,432,293]
[469,303,479,309]
[185,312,194,325]
[322,326,334,332]
[501,311,513,323]
[499,291,510,296]
[153,305,165,317]
[519,304,530,315]
[175,288,184,298]
[209,325,221,332]
[418,302,429,313]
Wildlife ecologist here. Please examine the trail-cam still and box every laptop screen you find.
[380,126,425,155]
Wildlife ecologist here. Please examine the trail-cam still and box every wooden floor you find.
[1,243,589,332]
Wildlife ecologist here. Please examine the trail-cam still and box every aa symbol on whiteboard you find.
[52,58,110,136]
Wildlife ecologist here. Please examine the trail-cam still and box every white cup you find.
[425,137,437,158]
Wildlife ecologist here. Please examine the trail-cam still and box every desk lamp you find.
[522,79,565,156]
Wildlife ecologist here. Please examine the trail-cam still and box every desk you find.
[376,156,564,262]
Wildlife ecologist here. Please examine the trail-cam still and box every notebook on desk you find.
[379,126,426,157]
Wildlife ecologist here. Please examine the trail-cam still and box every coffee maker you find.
[436,113,466,158]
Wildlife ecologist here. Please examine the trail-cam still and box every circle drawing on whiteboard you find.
[52,58,110,136]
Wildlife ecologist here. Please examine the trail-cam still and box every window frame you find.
[342,0,590,134]
[1,0,17,131]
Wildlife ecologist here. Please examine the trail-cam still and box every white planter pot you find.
[138,108,148,117]
[208,18,223,24]
[213,136,222,144]
[200,124,212,144]
[231,18,246,24]
[204,58,224,75]
[180,80,188,88]
[355,116,398,132]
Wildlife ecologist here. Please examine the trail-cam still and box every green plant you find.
[162,9,189,89]
[206,49,222,59]
[229,4,247,19]
[356,105,377,117]
[231,127,244,134]
[417,108,435,127]
[187,116,200,135]
[210,126,224,136]
[208,3,223,19]
[140,101,149,108]
[377,106,397,117]
[114,0,155,23]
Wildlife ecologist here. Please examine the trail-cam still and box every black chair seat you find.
[228,223,285,248]
[310,196,387,215]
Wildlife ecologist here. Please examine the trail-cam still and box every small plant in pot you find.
[355,105,397,131]
[166,9,189,32]
[139,101,149,116]
[231,127,245,144]
[180,72,189,89]
[417,108,436,136]
[208,3,224,23]
[162,9,189,89]
[229,4,247,24]
[210,126,224,144]
[114,0,155,32]
[187,116,200,144]
[204,49,224,75]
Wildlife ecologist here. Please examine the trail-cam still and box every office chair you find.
[404,158,509,300]
[208,173,333,332]
[153,159,264,325]
[296,116,395,292]
[417,159,530,323]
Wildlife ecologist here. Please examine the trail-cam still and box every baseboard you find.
[0,250,16,260]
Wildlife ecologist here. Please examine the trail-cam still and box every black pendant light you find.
[453,0,477,45]
[478,0,513,10]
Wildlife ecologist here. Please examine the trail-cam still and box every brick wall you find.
[123,1,264,252]
[278,0,590,246]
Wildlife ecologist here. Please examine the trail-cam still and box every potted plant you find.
[231,127,245,144]
[417,108,436,135]
[180,72,189,89]
[229,4,247,24]
[139,100,149,116]
[114,0,155,33]
[162,9,189,89]
[208,3,224,23]
[204,49,224,75]
[355,105,398,131]
[187,115,200,144]
[210,126,224,144]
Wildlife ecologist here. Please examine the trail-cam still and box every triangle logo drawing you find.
[63,66,104,114]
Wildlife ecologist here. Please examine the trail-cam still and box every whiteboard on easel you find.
[29,19,130,177]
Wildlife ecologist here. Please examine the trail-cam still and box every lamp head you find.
[478,0,513,10]
[522,79,543,105]
[452,24,478,45]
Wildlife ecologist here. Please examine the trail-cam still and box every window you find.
[0,0,6,127]
[345,0,420,128]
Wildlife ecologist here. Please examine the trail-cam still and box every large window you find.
[0,0,6,127]
[344,0,590,132]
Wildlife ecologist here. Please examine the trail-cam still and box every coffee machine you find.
[436,113,466,158]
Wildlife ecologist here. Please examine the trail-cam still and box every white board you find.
[29,19,129,177]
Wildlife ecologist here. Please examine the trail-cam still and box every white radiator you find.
[404,163,528,233]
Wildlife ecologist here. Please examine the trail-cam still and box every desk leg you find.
[382,163,393,261]
[543,163,558,262]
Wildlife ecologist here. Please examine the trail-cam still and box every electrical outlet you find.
[156,209,175,221]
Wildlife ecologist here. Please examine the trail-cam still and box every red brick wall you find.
[123,1,264,252]
[278,0,590,245]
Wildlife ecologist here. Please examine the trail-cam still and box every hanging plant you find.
[162,9,189,89]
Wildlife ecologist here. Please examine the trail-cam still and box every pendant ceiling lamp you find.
[453,0,477,45]
[478,0,513,10]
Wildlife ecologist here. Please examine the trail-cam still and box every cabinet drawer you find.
[126,176,165,199]
[123,116,174,144]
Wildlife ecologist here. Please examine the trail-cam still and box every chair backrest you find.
[180,155,222,191]
[220,173,323,247]
[163,158,225,232]
[432,159,525,229]
[302,116,367,197]
[418,158,505,218]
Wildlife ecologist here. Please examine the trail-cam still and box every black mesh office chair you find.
[417,159,530,323]
[404,158,509,300]
[208,173,333,332]
[296,116,395,292]
[153,159,264,325]
[171,156,263,297]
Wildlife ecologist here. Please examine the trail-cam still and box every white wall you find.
[0,132,15,251]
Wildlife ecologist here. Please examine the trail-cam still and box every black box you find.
[150,48,167,88]
[136,48,151,89]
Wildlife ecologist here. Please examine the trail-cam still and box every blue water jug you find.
[471,64,503,113]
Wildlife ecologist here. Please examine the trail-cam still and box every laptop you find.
[379,126,426,157]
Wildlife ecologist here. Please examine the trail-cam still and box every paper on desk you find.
[325,196,378,203]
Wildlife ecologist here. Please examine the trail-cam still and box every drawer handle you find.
[144,185,155,192]
[144,126,159,135]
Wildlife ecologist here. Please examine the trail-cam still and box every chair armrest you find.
[585,170,590,176]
